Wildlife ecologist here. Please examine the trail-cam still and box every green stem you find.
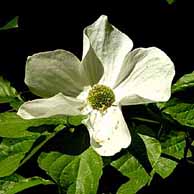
[19,125,65,167]
[130,117,160,124]
[157,123,163,139]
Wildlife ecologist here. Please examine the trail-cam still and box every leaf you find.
[0,17,18,30]
[67,115,87,126]
[161,130,186,160]
[113,128,160,193]
[166,0,176,5]
[152,130,186,178]
[152,157,177,178]
[157,72,194,126]
[0,174,53,194]
[158,72,194,127]
[38,147,103,194]
[111,153,150,194]
[172,72,194,93]
[158,97,194,128]
[135,125,185,179]
[139,134,161,167]
[0,112,67,138]
[19,125,65,167]
[0,135,39,177]
[0,77,22,108]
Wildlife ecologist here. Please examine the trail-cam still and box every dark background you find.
[0,0,194,193]
[0,0,193,91]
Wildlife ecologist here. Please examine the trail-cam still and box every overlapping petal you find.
[25,50,86,98]
[17,93,84,119]
[80,33,104,86]
[84,106,131,156]
[114,47,175,105]
[84,15,133,88]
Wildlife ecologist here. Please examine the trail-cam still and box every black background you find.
[0,0,194,193]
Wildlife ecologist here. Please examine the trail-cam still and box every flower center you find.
[87,84,115,112]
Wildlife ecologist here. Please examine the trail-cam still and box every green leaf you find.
[166,0,176,5]
[0,174,53,194]
[127,126,161,174]
[172,72,194,93]
[19,125,65,167]
[158,73,194,127]
[161,130,186,160]
[0,17,18,30]
[153,130,186,178]
[159,97,194,128]
[67,115,87,126]
[0,77,22,108]
[139,134,161,167]
[0,135,39,177]
[135,125,185,179]
[152,157,177,178]
[0,112,67,138]
[111,153,150,194]
[38,147,103,194]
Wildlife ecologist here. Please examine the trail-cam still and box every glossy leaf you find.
[139,134,161,167]
[0,76,22,109]
[152,157,177,178]
[160,130,186,160]
[38,147,103,194]
[153,130,186,178]
[0,112,67,138]
[0,135,39,177]
[0,174,53,194]
[172,72,194,93]
[158,97,194,128]
[19,125,65,167]
[111,153,150,194]
[0,17,18,30]
[166,0,176,5]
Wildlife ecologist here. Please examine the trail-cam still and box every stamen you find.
[87,84,115,112]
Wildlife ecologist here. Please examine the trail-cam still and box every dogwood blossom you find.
[17,15,175,156]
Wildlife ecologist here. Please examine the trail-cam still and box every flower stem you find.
[19,124,65,167]
[130,117,160,124]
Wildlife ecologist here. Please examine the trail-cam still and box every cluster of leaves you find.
[1,72,194,194]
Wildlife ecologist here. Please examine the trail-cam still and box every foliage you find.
[166,0,176,5]
[0,17,18,31]
[1,72,192,193]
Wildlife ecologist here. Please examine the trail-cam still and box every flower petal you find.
[84,15,133,88]
[84,106,131,156]
[80,33,104,86]
[17,93,84,119]
[25,49,87,98]
[114,47,175,105]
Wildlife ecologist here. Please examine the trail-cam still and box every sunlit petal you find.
[84,106,131,156]
[17,93,84,119]
[114,47,175,105]
[84,15,133,88]
[25,50,87,97]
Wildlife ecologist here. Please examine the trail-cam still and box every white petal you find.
[114,47,175,105]
[84,15,133,88]
[84,106,131,156]
[80,33,104,86]
[25,49,87,98]
[17,93,84,119]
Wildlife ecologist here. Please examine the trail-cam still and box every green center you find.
[87,84,115,112]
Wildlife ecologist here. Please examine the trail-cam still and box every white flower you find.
[17,15,175,156]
